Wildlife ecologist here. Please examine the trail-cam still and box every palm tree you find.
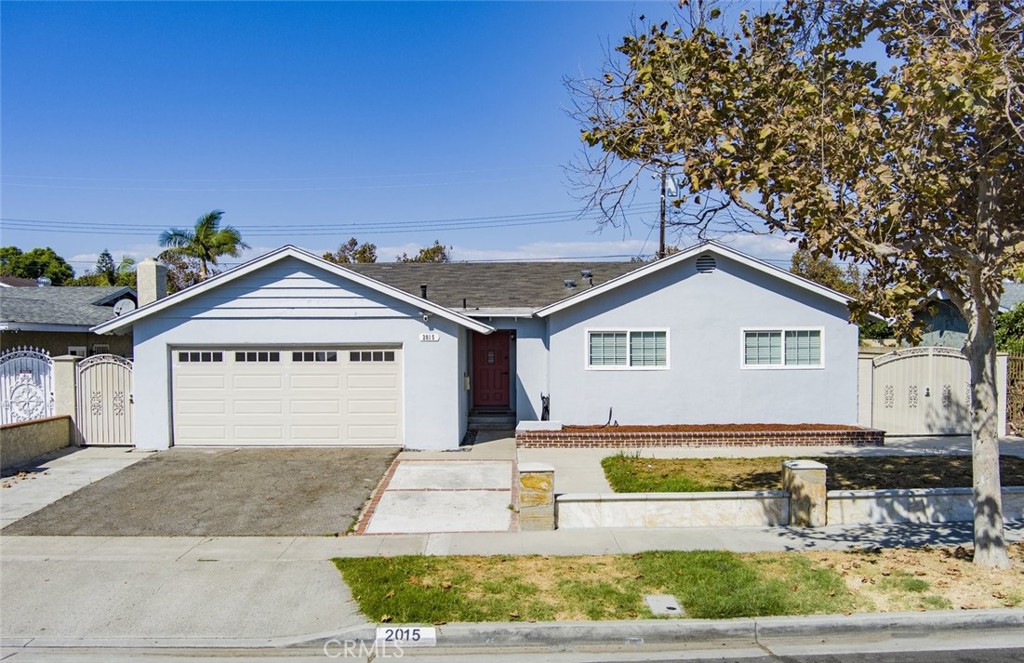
[158,210,249,280]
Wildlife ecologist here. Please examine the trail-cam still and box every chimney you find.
[420,284,428,300]
[137,258,168,306]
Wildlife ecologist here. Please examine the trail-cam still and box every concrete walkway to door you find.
[357,432,517,534]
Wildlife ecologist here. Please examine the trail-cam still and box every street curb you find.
[4,609,1021,650]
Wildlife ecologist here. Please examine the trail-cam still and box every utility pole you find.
[658,169,667,260]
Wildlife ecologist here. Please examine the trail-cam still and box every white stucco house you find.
[93,241,860,450]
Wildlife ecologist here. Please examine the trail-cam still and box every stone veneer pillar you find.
[52,355,80,445]
[783,459,828,527]
[518,462,555,531]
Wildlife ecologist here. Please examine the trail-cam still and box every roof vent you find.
[36,277,52,287]
[580,269,593,279]
[695,254,716,274]
[563,279,577,289]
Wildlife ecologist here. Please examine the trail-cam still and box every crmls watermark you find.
[323,638,405,658]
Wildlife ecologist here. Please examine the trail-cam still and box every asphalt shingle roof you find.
[345,261,641,310]
[0,286,134,327]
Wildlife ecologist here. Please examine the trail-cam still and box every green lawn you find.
[334,551,859,622]
[601,454,1024,492]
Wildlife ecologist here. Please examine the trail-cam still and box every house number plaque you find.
[419,333,440,342]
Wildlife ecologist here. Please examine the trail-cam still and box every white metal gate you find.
[871,347,971,435]
[76,354,133,446]
[0,347,54,425]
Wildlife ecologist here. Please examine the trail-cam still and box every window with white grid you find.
[743,329,822,367]
[588,330,667,369]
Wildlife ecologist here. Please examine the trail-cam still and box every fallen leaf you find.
[385,590,395,599]
[440,581,453,589]
[380,615,392,623]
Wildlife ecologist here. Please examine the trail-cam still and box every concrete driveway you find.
[2,447,397,536]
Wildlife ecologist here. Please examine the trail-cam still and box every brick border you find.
[516,427,884,448]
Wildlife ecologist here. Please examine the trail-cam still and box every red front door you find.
[472,331,510,409]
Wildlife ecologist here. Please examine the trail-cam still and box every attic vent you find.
[696,254,717,274]
[564,279,577,289]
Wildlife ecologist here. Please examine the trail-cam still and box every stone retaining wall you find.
[517,425,884,448]
[0,415,72,471]
[827,486,1024,525]
[556,491,790,528]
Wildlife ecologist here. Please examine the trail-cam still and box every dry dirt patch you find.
[807,542,1024,612]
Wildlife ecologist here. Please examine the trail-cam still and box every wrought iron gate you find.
[76,354,133,445]
[0,347,54,424]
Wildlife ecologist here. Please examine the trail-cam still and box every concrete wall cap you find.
[518,462,555,473]
[783,460,828,470]
[516,420,563,432]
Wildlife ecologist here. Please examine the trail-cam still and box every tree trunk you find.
[963,292,1011,568]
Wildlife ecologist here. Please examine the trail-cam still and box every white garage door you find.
[172,347,402,446]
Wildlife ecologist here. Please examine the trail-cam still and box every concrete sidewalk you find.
[3,523,1022,647]
[4,520,1022,562]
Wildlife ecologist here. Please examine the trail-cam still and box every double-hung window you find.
[588,330,667,368]
[743,329,822,368]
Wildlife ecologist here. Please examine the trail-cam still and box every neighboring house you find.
[0,276,38,288]
[915,283,1024,348]
[94,242,859,451]
[0,286,137,357]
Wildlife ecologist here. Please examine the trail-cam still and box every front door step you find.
[468,412,516,430]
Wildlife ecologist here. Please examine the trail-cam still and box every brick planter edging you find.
[516,428,884,448]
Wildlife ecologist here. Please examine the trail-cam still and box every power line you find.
[0,205,662,238]
[2,164,559,184]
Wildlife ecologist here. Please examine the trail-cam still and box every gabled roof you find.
[345,261,639,311]
[92,246,495,335]
[534,241,853,318]
[0,286,136,330]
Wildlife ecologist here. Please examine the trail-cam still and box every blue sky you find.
[1,1,792,274]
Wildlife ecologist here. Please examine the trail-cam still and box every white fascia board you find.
[92,245,495,335]
[0,322,95,332]
[534,240,852,318]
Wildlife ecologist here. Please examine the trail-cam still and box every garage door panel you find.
[233,424,285,439]
[173,347,402,446]
[234,399,284,415]
[348,425,399,441]
[176,400,227,415]
[179,425,227,441]
[290,374,341,389]
[348,399,398,414]
[290,400,341,414]
[291,425,342,441]
[177,375,226,389]
[233,374,283,389]
[348,374,398,389]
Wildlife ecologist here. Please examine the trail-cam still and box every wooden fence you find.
[1008,354,1024,434]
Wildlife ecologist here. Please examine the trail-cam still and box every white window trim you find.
[585,328,670,371]
[740,327,825,370]
[67,345,87,358]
